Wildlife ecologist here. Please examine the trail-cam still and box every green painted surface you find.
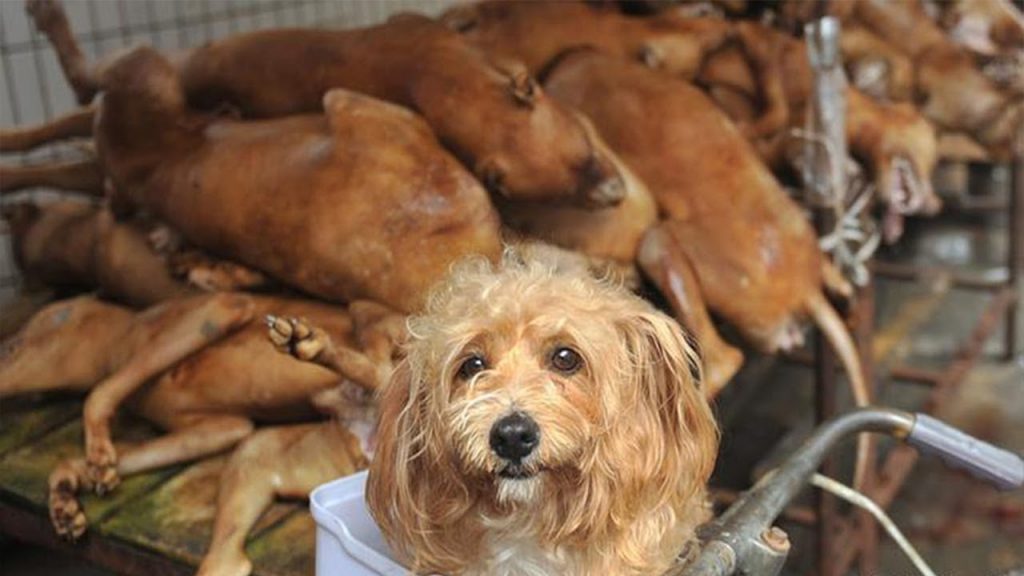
[247,509,316,576]
[0,417,181,529]
[0,395,318,576]
[101,454,301,572]
[0,397,82,456]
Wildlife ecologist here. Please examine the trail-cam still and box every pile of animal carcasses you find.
[1,0,1020,573]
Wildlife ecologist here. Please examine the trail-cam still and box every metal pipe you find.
[672,408,915,576]
[1006,157,1022,360]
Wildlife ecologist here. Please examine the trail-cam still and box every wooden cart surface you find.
[0,395,314,576]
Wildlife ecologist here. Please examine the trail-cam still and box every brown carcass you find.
[446,1,942,238]
[441,0,735,79]
[694,18,941,240]
[0,292,402,576]
[541,51,871,484]
[937,0,1024,59]
[27,0,626,207]
[17,35,502,313]
[3,200,193,306]
[843,0,1023,158]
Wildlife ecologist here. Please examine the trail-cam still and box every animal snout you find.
[579,156,625,207]
[489,412,540,462]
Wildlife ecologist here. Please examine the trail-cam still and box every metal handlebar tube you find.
[673,408,914,576]
[673,407,1024,576]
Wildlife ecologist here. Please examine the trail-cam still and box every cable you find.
[810,473,937,576]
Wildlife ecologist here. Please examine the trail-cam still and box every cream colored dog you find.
[367,250,719,576]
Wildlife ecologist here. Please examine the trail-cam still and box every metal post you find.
[804,14,851,576]
[1006,157,1022,360]
[814,318,839,576]
[854,280,879,575]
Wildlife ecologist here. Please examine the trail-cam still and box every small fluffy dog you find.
[367,250,719,576]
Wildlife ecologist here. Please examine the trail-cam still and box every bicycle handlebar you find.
[672,408,1024,576]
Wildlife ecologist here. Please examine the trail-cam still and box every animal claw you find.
[49,468,89,541]
[266,316,326,361]
[267,315,294,349]
[85,441,120,495]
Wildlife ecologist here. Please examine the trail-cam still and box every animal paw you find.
[266,316,326,361]
[49,467,88,541]
[86,440,120,495]
[186,262,267,292]
[25,0,62,30]
[147,224,183,254]
[196,551,253,576]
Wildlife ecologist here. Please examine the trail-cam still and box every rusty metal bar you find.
[886,364,943,386]
[944,194,1010,212]
[871,261,1007,291]
[853,280,879,575]
[1005,157,1021,360]
[814,312,841,576]
[828,285,1015,574]
[788,347,946,386]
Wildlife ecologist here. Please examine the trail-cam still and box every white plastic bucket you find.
[310,471,409,575]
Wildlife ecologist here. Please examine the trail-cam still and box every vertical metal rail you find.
[1006,157,1022,360]
[813,321,839,576]
[852,281,878,576]
[803,10,882,575]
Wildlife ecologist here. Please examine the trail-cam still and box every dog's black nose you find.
[489,412,539,462]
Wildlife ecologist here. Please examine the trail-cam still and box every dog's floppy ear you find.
[614,307,718,505]
[366,356,479,573]
[558,305,718,550]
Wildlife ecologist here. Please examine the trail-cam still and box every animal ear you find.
[638,42,665,69]
[365,356,477,573]
[440,4,479,33]
[322,88,427,136]
[489,57,540,108]
[508,72,539,107]
[366,359,424,565]
[616,308,719,492]
[475,156,510,197]
[559,307,717,545]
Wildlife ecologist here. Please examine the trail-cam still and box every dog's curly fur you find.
[367,249,719,575]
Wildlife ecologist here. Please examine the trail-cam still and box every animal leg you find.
[349,299,407,365]
[49,414,254,540]
[0,297,133,399]
[841,27,914,101]
[821,258,853,300]
[168,250,271,292]
[0,158,104,196]
[638,225,744,397]
[806,292,872,490]
[197,422,367,576]
[266,315,384,391]
[82,294,255,493]
[0,106,95,152]
[733,22,791,140]
[26,0,98,104]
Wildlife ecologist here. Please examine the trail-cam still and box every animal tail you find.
[806,290,872,490]
[0,106,96,153]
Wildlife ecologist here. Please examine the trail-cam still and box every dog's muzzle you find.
[489,412,539,464]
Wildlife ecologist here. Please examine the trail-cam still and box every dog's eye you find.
[457,355,487,380]
[550,347,583,374]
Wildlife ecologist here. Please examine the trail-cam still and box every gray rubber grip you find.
[908,414,1024,491]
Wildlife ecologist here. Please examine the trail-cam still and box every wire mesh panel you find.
[0,0,460,303]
